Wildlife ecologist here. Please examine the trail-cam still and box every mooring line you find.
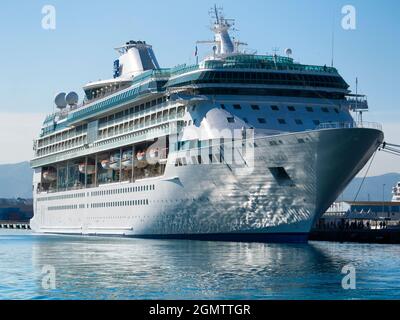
[353,150,377,202]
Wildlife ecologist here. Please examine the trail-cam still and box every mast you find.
[356,77,363,124]
[214,4,220,24]
[197,6,244,57]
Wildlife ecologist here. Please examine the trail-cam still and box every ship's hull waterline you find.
[30,127,383,243]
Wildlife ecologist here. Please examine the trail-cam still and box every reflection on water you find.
[0,230,399,300]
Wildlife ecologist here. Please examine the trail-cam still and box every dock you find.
[0,221,30,230]
[310,228,400,244]
[311,200,400,244]
[0,198,33,231]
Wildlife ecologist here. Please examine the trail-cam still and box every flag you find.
[194,45,198,57]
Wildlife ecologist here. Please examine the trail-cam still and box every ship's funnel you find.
[114,40,160,79]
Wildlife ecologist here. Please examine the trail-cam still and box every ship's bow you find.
[313,127,384,224]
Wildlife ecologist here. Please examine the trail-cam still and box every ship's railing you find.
[203,55,338,74]
[347,97,369,111]
[316,121,382,131]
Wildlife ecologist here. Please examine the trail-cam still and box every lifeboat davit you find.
[78,164,96,175]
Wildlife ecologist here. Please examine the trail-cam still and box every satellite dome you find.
[66,91,79,105]
[54,92,67,109]
[285,48,293,56]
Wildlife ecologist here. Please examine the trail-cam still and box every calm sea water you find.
[0,229,399,300]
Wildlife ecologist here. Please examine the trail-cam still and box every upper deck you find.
[40,54,347,137]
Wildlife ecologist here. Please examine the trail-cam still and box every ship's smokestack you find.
[114,40,160,79]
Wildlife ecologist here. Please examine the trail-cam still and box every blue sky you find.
[0,0,399,175]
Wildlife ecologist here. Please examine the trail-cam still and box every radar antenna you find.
[197,5,246,58]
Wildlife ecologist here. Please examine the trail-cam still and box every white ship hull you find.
[30,127,383,242]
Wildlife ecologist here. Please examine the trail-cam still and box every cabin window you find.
[271,105,279,111]
[288,106,296,111]
[306,107,314,112]
[278,119,287,124]
[313,120,321,125]
[227,117,235,123]
[295,119,303,125]
[258,118,266,124]
[115,111,123,120]
[322,107,329,113]
[233,104,241,110]
[251,105,260,110]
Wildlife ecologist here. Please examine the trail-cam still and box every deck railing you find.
[316,121,382,131]
[347,97,369,111]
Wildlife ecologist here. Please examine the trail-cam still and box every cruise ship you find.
[30,8,384,242]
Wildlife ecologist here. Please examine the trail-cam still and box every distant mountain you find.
[0,162,32,199]
[341,173,400,202]
[0,161,398,202]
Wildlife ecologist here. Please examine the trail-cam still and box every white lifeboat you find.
[135,150,148,168]
[101,160,110,170]
[78,164,96,175]
[121,150,134,169]
[148,148,159,160]
[109,153,121,170]
[42,170,57,182]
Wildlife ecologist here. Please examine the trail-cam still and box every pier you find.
[0,221,30,230]
[0,198,33,231]
[310,200,400,244]
[310,227,400,244]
